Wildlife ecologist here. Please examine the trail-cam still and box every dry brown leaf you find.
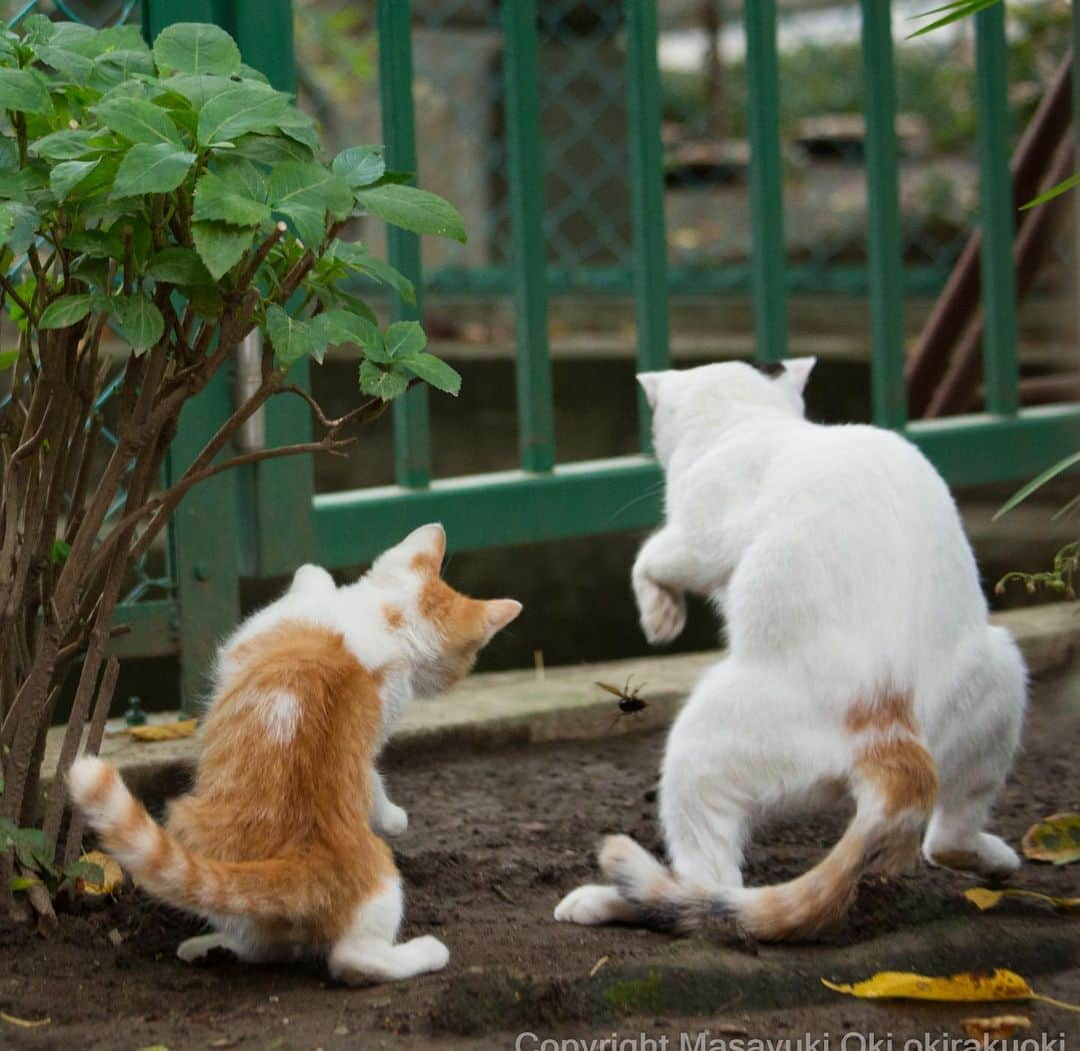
[964,886,1080,912]
[1022,813,1080,865]
[822,968,1080,1011]
[125,718,198,742]
[79,850,125,896]
[0,1010,51,1028]
[961,1014,1030,1045]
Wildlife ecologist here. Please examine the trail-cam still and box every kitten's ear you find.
[482,599,522,640]
[400,522,447,568]
[290,563,335,594]
[637,372,664,411]
[783,356,816,393]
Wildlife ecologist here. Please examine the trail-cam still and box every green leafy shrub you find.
[0,17,464,922]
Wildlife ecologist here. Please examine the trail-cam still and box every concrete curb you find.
[430,914,1080,1032]
[41,602,1079,802]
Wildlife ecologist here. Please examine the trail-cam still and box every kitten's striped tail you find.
[69,757,327,922]
[599,724,938,941]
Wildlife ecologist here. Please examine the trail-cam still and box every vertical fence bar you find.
[144,0,240,712]
[502,0,556,473]
[234,0,316,575]
[744,0,788,363]
[974,4,1020,415]
[860,0,906,429]
[378,0,431,488]
[625,0,671,453]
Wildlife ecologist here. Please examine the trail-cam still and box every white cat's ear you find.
[290,563,335,594]
[400,522,447,568]
[783,356,817,393]
[483,598,522,639]
[637,372,664,410]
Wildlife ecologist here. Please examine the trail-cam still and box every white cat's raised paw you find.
[554,884,637,926]
[636,580,687,645]
[376,802,409,838]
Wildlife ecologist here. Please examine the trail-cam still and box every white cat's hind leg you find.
[329,880,449,985]
[923,627,1026,881]
[554,884,642,926]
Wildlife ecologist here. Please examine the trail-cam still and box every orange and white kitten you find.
[69,524,520,984]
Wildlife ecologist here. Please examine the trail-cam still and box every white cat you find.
[555,359,1026,940]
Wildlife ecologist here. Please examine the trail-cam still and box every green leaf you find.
[90,48,156,92]
[50,158,101,200]
[94,97,182,146]
[995,451,1080,520]
[332,146,386,189]
[193,170,270,227]
[0,349,17,371]
[398,352,462,397]
[145,246,213,286]
[907,0,1001,37]
[112,293,164,352]
[159,73,234,111]
[153,22,242,76]
[1022,173,1080,211]
[314,308,387,361]
[399,352,461,396]
[328,240,415,304]
[359,360,410,401]
[10,875,40,893]
[192,220,255,280]
[37,44,95,85]
[39,294,93,329]
[355,183,467,243]
[276,108,320,151]
[0,202,40,256]
[233,132,314,166]
[269,162,353,247]
[266,304,319,368]
[51,538,71,566]
[197,83,292,146]
[30,128,104,161]
[382,320,427,360]
[0,68,53,116]
[111,142,196,198]
[188,283,224,319]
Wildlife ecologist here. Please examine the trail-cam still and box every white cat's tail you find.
[69,757,330,921]
[599,713,938,941]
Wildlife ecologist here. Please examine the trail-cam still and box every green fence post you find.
[233,0,316,577]
[974,4,1019,416]
[142,0,242,710]
[503,0,555,472]
[744,0,788,364]
[377,0,431,489]
[625,0,671,452]
[860,0,906,429]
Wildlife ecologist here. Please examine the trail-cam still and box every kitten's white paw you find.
[403,934,450,974]
[377,802,409,838]
[177,933,230,963]
[636,579,686,645]
[554,884,630,926]
[924,833,1020,881]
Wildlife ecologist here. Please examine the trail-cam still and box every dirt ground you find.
[2,679,1078,1051]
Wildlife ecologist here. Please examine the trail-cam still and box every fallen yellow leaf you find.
[1022,813,1080,865]
[0,1010,51,1028]
[964,886,1080,912]
[125,719,198,742]
[961,1015,1031,1046]
[822,969,1080,1012]
[79,850,125,896]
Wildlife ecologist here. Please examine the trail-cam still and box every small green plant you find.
[0,16,465,923]
[994,451,1079,600]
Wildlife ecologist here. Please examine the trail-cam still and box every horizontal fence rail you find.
[51,0,1078,705]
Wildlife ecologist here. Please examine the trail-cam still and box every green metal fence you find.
[8,0,1079,710]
